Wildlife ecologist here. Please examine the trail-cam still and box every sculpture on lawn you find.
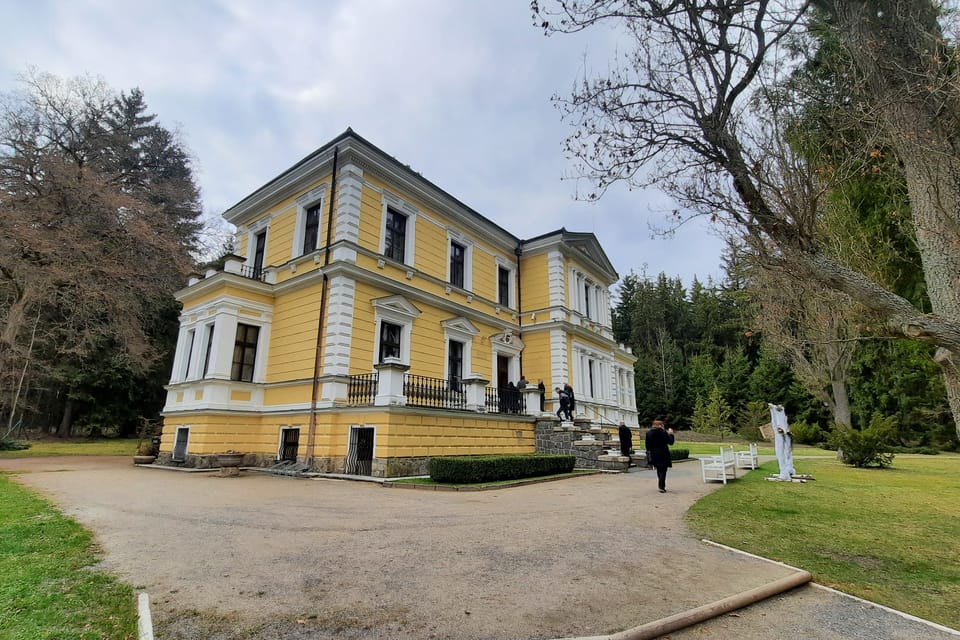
[769,403,795,481]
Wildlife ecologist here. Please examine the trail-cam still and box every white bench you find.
[736,442,759,470]
[700,446,737,484]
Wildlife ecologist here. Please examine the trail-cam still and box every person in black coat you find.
[564,383,576,417]
[644,419,675,493]
[617,421,633,462]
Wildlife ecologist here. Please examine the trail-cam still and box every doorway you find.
[279,427,300,462]
[172,427,189,462]
[346,426,375,475]
[497,354,510,388]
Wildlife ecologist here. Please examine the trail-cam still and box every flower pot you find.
[133,455,156,465]
[217,452,245,476]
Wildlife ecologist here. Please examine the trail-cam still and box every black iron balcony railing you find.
[485,386,525,414]
[404,374,466,410]
[344,372,530,416]
[347,372,378,406]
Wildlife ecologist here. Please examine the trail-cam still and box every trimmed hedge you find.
[430,454,576,484]
[670,448,690,461]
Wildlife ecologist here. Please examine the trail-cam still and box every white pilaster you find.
[322,274,357,377]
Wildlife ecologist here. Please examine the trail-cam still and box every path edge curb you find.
[137,592,154,640]
[702,539,960,637]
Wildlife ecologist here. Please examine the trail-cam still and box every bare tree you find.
[533,0,960,435]
[0,72,195,433]
[749,264,857,425]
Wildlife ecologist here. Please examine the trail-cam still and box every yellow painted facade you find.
[161,130,637,476]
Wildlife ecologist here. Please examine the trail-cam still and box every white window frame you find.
[292,185,327,258]
[180,329,196,380]
[495,257,515,309]
[442,317,478,385]
[242,216,272,279]
[371,295,421,367]
[379,192,417,267]
[446,229,474,291]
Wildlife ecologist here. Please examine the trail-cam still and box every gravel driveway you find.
[2,456,955,640]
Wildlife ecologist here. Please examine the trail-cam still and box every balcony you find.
[347,364,538,416]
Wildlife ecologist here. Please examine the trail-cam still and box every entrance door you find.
[346,426,375,475]
[279,428,299,462]
[172,427,189,462]
[497,354,510,388]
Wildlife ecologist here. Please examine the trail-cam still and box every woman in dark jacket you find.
[644,419,675,493]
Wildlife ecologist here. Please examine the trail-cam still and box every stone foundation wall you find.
[535,417,626,470]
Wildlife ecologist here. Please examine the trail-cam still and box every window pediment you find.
[441,317,479,338]
[371,295,421,321]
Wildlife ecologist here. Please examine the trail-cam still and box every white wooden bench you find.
[700,446,737,484]
[736,442,759,470]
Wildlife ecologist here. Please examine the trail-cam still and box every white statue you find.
[769,403,795,481]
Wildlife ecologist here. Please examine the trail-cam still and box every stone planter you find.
[217,452,245,477]
[133,455,156,465]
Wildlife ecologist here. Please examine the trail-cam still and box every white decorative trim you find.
[335,163,363,250]
[441,316,479,340]
[322,275,357,376]
[171,296,273,386]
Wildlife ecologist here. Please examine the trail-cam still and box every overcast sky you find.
[1,0,728,289]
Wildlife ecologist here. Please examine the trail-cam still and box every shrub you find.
[737,424,765,442]
[828,413,897,468]
[890,445,940,455]
[790,421,826,446]
[670,448,689,461]
[0,440,31,451]
[429,454,575,484]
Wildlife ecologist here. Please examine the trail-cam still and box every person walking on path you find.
[645,419,675,493]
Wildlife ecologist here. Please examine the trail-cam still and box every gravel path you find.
[2,456,956,640]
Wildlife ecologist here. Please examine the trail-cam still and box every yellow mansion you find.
[159,129,637,476]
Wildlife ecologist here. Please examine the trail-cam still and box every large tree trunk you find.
[57,397,74,438]
[822,0,960,437]
[830,378,851,427]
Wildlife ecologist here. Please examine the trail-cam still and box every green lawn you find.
[0,473,137,639]
[687,455,960,630]
[0,438,137,458]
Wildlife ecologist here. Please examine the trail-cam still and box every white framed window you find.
[231,323,261,383]
[243,215,271,279]
[292,186,327,258]
[180,329,196,380]
[371,295,421,366]
[446,230,474,291]
[442,317,478,389]
[201,323,215,378]
[496,258,515,308]
[379,193,417,267]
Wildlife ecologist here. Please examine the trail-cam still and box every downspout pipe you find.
[515,242,523,377]
[306,146,338,464]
